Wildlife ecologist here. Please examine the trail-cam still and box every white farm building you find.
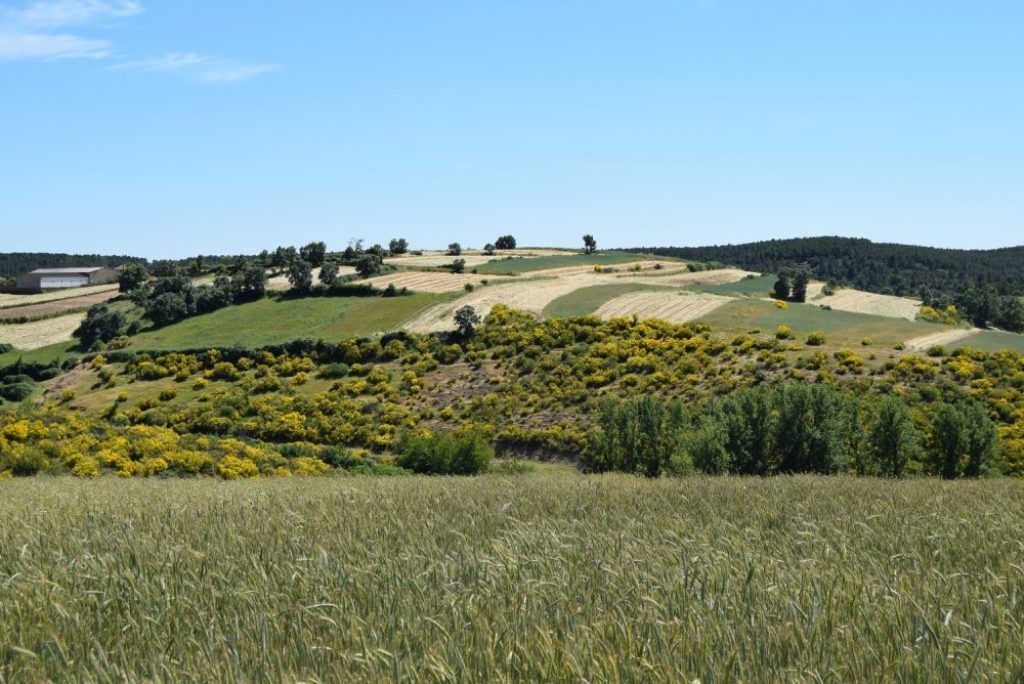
[15,267,120,292]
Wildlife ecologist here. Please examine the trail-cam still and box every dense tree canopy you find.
[0,253,146,279]
[632,237,1024,298]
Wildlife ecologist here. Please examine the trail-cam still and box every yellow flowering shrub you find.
[216,455,259,479]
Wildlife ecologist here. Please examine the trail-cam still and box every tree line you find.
[585,385,999,479]
[632,237,1024,298]
[0,253,147,280]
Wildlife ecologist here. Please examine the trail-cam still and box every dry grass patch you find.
[627,268,758,287]
[367,271,488,293]
[0,312,85,350]
[385,254,500,268]
[595,291,732,323]
[819,289,922,320]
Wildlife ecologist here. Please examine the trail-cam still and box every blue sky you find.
[1,1,1021,258]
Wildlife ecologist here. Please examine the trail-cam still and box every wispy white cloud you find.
[4,0,141,28]
[0,30,108,59]
[0,0,136,61]
[1,1,280,83]
[110,51,281,84]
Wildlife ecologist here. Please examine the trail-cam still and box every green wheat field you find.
[1,470,1022,682]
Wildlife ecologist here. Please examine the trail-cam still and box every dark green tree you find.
[118,263,149,293]
[319,261,340,286]
[791,268,810,302]
[299,242,327,267]
[495,235,517,249]
[147,293,190,327]
[867,397,919,476]
[287,259,313,295]
[235,261,267,300]
[354,255,383,279]
[582,234,597,254]
[454,305,481,337]
[773,271,792,300]
[74,305,126,347]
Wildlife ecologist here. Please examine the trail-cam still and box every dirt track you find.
[904,328,978,351]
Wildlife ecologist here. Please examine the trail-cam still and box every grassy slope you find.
[127,293,452,351]
[0,340,79,367]
[696,298,933,348]
[687,274,776,297]
[475,252,667,275]
[956,330,1024,354]
[1,475,1022,682]
[542,283,677,318]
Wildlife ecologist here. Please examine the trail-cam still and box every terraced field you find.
[0,283,118,309]
[475,252,672,275]
[0,289,120,320]
[404,275,614,332]
[366,271,488,293]
[820,289,921,320]
[629,268,759,288]
[385,254,500,268]
[0,312,85,350]
[595,291,733,323]
[543,283,675,318]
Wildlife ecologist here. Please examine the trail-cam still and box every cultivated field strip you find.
[526,260,679,279]
[0,289,120,320]
[818,289,922,320]
[403,274,614,331]
[0,283,119,309]
[0,312,84,349]
[384,254,500,268]
[905,328,979,351]
[626,268,757,287]
[367,271,488,293]
[595,291,732,323]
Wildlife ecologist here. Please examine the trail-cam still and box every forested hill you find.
[0,253,147,279]
[632,237,1024,297]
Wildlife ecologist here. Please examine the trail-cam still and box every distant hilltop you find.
[629,236,1024,298]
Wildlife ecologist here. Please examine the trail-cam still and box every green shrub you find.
[396,430,493,475]
[320,363,351,379]
[0,382,35,402]
[806,332,826,346]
